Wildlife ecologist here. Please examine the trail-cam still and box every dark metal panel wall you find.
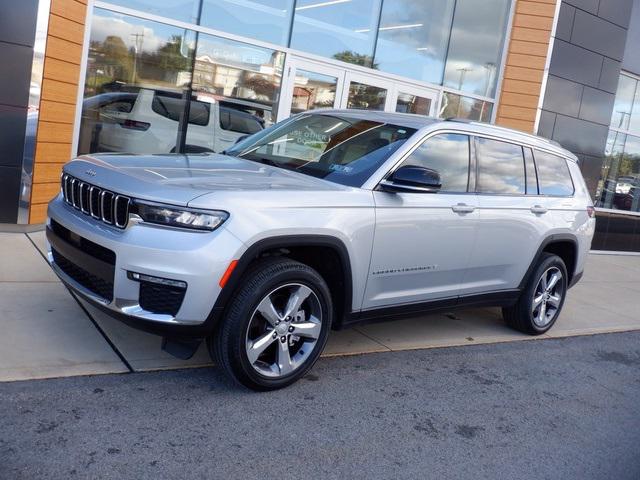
[538,0,632,198]
[0,0,39,223]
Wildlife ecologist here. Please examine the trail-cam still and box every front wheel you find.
[209,258,332,391]
[503,253,568,335]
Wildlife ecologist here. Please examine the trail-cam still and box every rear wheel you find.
[209,258,332,390]
[503,253,568,335]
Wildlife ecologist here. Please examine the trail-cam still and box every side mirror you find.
[234,134,249,145]
[379,165,442,193]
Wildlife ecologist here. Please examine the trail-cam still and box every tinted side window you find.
[219,108,263,134]
[534,150,574,196]
[400,133,469,192]
[476,137,525,194]
[101,99,134,114]
[151,92,210,126]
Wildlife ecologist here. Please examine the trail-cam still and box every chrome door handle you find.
[451,203,475,213]
[530,205,548,214]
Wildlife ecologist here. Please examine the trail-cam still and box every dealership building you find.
[2,0,640,251]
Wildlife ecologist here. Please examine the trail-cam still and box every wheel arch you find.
[519,234,579,290]
[211,235,354,329]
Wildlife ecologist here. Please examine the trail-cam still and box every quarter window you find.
[476,137,525,194]
[400,133,470,192]
[534,150,575,196]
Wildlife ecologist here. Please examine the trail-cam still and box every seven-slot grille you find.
[61,173,130,228]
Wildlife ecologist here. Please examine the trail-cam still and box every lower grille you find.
[51,220,116,265]
[52,248,114,302]
[139,281,186,316]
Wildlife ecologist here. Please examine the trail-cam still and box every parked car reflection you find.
[78,87,266,155]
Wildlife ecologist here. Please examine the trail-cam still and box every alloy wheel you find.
[531,266,564,328]
[245,283,323,378]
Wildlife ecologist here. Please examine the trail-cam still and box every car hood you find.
[63,153,346,206]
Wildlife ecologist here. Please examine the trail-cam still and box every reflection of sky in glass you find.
[443,0,510,97]
[290,0,382,66]
[408,134,469,192]
[611,74,636,130]
[476,138,525,194]
[201,0,294,46]
[196,33,279,70]
[374,0,454,85]
[104,0,201,23]
[91,9,193,54]
[534,150,573,196]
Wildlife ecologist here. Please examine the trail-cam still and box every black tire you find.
[209,257,332,391]
[502,253,568,335]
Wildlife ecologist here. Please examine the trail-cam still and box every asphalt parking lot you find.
[2,332,639,479]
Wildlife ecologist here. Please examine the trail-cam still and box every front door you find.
[363,132,478,310]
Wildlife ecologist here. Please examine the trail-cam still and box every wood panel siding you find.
[29,0,88,223]
[495,0,557,134]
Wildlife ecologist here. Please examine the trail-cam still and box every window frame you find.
[381,131,473,194]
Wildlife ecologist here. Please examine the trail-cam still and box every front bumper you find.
[46,194,245,338]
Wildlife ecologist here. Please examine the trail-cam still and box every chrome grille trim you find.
[101,190,114,225]
[89,186,101,219]
[60,173,130,229]
[79,182,90,214]
[114,195,130,228]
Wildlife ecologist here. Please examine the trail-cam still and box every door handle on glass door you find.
[530,205,548,214]
[451,203,475,213]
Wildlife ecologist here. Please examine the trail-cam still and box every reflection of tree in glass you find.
[86,34,191,92]
[332,50,376,69]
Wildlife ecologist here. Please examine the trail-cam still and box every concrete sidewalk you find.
[1,230,639,381]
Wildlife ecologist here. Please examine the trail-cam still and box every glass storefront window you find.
[290,0,382,68]
[291,70,338,114]
[442,0,510,97]
[597,131,640,212]
[373,0,455,85]
[439,92,492,122]
[395,93,431,116]
[346,82,387,111]
[190,33,284,151]
[102,0,201,24]
[200,0,294,46]
[79,9,196,154]
[611,74,636,130]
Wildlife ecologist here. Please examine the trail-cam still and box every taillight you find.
[121,119,150,131]
[587,206,595,218]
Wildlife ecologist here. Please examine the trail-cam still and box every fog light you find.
[128,271,187,289]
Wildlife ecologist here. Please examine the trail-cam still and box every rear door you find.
[363,132,479,309]
[462,137,552,294]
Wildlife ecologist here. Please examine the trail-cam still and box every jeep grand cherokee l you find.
[46,110,595,390]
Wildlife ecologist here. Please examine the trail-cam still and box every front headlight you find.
[133,201,229,231]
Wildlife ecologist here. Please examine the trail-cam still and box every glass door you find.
[341,72,394,112]
[276,57,345,122]
[392,84,439,117]
[277,55,440,121]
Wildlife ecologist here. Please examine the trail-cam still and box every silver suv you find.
[47,110,595,390]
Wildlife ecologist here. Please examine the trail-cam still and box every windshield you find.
[225,113,417,187]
